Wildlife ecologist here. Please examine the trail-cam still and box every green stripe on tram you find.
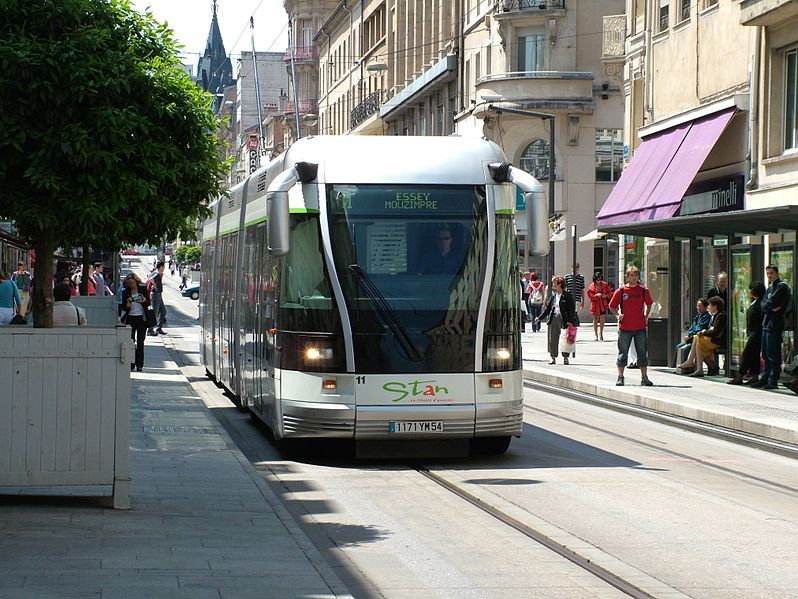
[289,208,320,214]
[495,209,514,215]
[244,215,268,227]
[218,226,240,236]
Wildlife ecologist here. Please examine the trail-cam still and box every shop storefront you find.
[596,101,798,371]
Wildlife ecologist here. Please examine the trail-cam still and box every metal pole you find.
[250,17,265,165]
[288,18,302,140]
[548,116,555,281]
[571,224,577,277]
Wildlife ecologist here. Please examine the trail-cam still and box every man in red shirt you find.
[608,265,654,387]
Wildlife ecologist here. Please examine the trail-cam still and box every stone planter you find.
[0,324,133,508]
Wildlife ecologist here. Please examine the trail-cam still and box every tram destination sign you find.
[329,185,482,216]
[679,175,744,217]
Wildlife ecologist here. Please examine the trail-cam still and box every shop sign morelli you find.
[679,176,744,216]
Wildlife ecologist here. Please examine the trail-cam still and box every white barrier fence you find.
[0,324,133,509]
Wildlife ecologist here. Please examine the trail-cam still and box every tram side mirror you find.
[525,189,549,257]
[267,190,290,256]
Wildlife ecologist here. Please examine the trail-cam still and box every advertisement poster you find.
[731,251,751,368]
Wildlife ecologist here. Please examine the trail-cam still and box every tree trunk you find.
[32,236,55,328]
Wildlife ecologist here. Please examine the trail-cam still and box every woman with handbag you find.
[0,271,23,325]
[121,273,151,372]
[535,275,577,365]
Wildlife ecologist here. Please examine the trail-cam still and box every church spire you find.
[196,0,234,101]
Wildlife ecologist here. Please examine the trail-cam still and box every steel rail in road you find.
[524,378,798,462]
[414,465,656,599]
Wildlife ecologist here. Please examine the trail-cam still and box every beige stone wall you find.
[753,15,798,207]
[648,4,752,121]
[460,0,625,290]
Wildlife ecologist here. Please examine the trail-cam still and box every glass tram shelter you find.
[596,104,798,374]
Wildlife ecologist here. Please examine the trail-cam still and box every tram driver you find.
[417,225,464,275]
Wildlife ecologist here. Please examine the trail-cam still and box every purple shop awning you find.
[597,108,736,227]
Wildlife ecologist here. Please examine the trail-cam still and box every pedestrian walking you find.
[147,261,168,336]
[88,262,112,296]
[609,265,654,387]
[121,273,150,372]
[535,275,578,365]
[10,262,31,316]
[179,265,190,291]
[587,272,611,341]
[0,271,23,324]
[750,265,791,389]
[519,275,528,332]
[527,272,545,333]
[565,264,586,312]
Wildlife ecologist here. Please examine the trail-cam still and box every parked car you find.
[122,248,139,255]
[182,284,199,300]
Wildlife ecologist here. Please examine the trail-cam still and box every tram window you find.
[279,214,341,333]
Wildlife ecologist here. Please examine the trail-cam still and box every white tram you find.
[200,136,548,454]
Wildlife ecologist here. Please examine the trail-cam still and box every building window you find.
[520,139,550,180]
[679,0,690,22]
[632,0,646,34]
[787,48,798,150]
[658,0,669,32]
[517,33,544,72]
[595,129,624,182]
[703,0,717,8]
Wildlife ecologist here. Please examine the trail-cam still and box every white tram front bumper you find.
[277,370,523,440]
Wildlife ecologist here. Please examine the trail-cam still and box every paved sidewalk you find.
[0,339,351,599]
[522,323,798,447]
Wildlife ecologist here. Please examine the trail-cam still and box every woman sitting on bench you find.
[675,296,727,377]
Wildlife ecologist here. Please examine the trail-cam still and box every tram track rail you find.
[524,378,798,496]
[413,465,656,599]
[524,378,798,462]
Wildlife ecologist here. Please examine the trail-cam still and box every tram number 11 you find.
[356,376,366,384]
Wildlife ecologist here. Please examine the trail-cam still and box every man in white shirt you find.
[52,284,87,326]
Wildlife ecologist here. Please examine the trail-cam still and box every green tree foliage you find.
[0,0,227,326]
[185,246,202,265]
[174,244,200,265]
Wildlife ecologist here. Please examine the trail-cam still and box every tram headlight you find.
[282,333,346,372]
[486,347,512,363]
[305,346,334,361]
[483,334,520,372]
[493,348,512,361]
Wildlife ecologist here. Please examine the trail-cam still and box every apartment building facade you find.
[461,0,625,293]
[313,0,458,138]
[283,0,338,146]
[596,0,798,370]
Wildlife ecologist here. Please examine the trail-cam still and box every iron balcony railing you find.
[284,45,320,63]
[494,0,565,12]
[351,90,383,128]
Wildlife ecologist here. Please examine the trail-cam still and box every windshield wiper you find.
[348,264,423,362]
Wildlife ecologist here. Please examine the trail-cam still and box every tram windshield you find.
[327,184,488,373]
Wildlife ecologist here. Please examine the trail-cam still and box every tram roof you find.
[281,135,507,185]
